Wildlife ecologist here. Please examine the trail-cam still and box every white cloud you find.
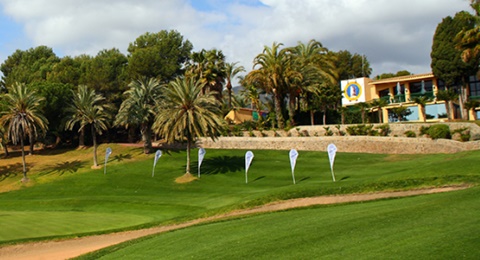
[0,0,473,77]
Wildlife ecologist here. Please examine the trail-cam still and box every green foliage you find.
[377,124,391,136]
[335,125,346,136]
[331,50,372,80]
[431,11,477,86]
[451,127,471,142]
[127,30,193,81]
[375,70,412,80]
[346,124,377,136]
[404,130,417,138]
[427,124,451,139]
[323,127,333,136]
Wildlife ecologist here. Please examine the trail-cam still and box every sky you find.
[0,0,473,79]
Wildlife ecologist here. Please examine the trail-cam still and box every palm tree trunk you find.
[323,109,327,125]
[3,144,9,158]
[141,123,152,154]
[378,109,382,123]
[310,110,315,126]
[422,106,427,123]
[20,136,28,182]
[29,134,34,155]
[273,89,284,129]
[186,137,191,174]
[79,128,85,147]
[92,124,98,167]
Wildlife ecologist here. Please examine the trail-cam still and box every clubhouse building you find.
[341,73,480,122]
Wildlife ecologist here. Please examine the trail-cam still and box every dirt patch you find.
[175,173,197,183]
[0,185,470,260]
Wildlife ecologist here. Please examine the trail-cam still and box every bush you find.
[404,130,416,138]
[324,127,334,136]
[346,124,377,136]
[419,126,430,136]
[427,124,451,139]
[377,124,391,136]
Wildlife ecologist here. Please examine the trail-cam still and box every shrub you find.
[335,125,346,136]
[419,126,430,136]
[451,128,470,142]
[346,124,377,136]
[324,127,334,136]
[427,124,451,139]
[404,130,416,138]
[377,124,390,136]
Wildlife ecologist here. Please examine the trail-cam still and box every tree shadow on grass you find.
[0,163,21,181]
[298,176,311,183]
[39,160,86,176]
[193,155,244,175]
[112,153,132,162]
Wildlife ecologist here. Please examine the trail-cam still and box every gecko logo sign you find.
[344,82,362,101]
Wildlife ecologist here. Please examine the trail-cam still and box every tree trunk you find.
[3,144,9,158]
[449,101,455,120]
[310,110,315,126]
[79,128,85,147]
[20,136,28,182]
[273,89,284,129]
[141,123,152,154]
[29,134,34,155]
[227,83,233,109]
[322,109,327,125]
[92,124,98,167]
[288,93,296,127]
[186,137,191,174]
[378,109,382,123]
[128,127,136,143]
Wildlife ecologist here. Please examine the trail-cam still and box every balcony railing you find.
[393,94,405,103]
[409,91,434,100]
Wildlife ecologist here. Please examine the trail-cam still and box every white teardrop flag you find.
[327,143,337,182]
[245,151,254,184]
[152,150,162,177]
[198,148,206,178]
[289,149,299,184]
[104,147,112,175]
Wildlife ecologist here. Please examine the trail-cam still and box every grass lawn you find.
[0,144,479,245]
[78,186,480,259]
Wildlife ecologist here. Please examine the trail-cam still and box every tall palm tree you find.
[65,85,113,167]
[0,82,48,181]
[115,77,162,154]
[246,42,289,129]
[152,77,224,176]
[225,62,245,109]
[412,96,432,122]
[355,102,371,124]
[456,0,480,65]
[370,98,389,123]
[186,49,226,100]
[436,89,458,121]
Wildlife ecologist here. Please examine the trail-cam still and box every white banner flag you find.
[245,151,254,184]
[152,150,162,177]
[104,147,112,175]
[327,143,337,182]
[198,148,206,178]
[289,149,299,184]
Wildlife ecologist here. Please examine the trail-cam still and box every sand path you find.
[0,186,467,260]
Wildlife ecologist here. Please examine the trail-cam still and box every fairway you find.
[0,146,479,249]
[79,186,480,259]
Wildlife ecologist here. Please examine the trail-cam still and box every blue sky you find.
[0,0,473,78]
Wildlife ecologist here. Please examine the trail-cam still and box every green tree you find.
[331,50,372,80]
[390,106,412,122]
[412,96,432,122]
[0,83,48,181]
[83,48,128,105]
[355,102,371,124]
[246,42,289,129]
[186,49,226,100]
[370,98,389,123]
[225,62,245,109]
[65,85,113,167]
[115,77,162,154]
[431,11,477,120]
[127,30,193,82]
[152,77,224,176]
[436,89,458,121]
[455,0,480,66]
[0,46,59,88]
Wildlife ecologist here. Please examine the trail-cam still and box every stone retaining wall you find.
[197,136,480,154]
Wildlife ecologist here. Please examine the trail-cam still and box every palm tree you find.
[456,0,480,65]
[186,49,226,100]
[436,89,458,121]
[412,96,432,122]
[355,102,371,124]
[370,98,388,123]
[65,85,113,167]
[246,42,289,129]
[152,77,225,176]
[224,62,245,109]
[115,77,162,154]
[0,83,48,181]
